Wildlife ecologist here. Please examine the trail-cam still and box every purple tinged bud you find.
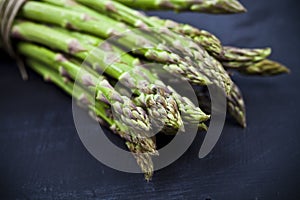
[82,74,95,87]
[93,64,104,74]
[105,2,117,12]
[99,42,113,52]
[159,27,170,35]
[132,58,141,66]
[158,0,175,9]
[100,79,114,89]
[11,27,23,39]
[81,14,93,21]
[65,22,77,30]
[55,54,67,62]
[79,94,90,105]
[135,20,149,31]
[96,117,107,127]
[107,28,120,37]
[44,75,51,82]
[110,92,124,103]
[96,93,110,105]
[119,73,136,88]
[122,107,131,116]
[110,124,117,132]
[59,67,70,78]
[62,77,69,83]
[172,40,185,52]
[113,103,123,114]
[105,53,121,65]
[164,20,178,28]
[68,39,86,54]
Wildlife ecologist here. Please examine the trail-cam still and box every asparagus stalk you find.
[26,58,155,180]
[114,0,247,14]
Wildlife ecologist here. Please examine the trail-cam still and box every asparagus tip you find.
[239,117,247,128]
[231,0,247,13]
[243,59,290,76]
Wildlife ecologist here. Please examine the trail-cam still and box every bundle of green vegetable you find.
[0,0,289,180]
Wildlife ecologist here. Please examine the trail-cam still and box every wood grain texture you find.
[1,0,300,199]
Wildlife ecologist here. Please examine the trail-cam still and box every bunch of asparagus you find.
[2,0,289,180]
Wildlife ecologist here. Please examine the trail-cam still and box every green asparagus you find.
[12,20,184,131]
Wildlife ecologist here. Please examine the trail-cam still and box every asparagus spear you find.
[220,46,271,63]
[26,58,155,180]
[126,142,154,181]
[114,0,247,14]
[237,59,290,76]
[227,83,246,127]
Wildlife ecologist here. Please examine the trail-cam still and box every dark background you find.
[1,0,300,199]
